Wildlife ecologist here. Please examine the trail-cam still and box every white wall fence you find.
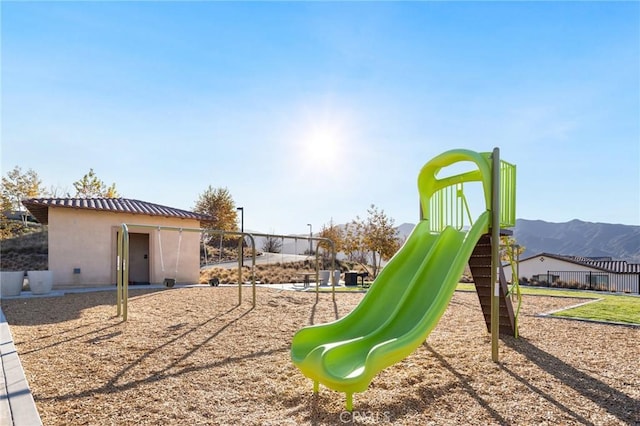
[526,270,639,294]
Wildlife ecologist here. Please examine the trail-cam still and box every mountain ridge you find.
[394,218,640,263]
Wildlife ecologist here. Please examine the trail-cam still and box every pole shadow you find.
[423,343,509,424]
[503,337,639,425]
[307,294,341,326]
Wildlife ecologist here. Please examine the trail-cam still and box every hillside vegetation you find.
[0,228,48,271]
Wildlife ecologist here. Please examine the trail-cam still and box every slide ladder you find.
[469,233,517,336]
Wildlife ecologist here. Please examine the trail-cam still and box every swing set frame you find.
[116,223,336,321]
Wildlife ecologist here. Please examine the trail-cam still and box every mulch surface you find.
[2,286,639,425]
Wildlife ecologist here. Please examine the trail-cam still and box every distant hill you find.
[395,223,415,241]
[392,219,640,263]
[514,219,640,262]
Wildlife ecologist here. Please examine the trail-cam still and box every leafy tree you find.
[0,166,46,238]
[262,232,283,253]
[363,204,400,277]
[193,186,238,233]
[73,169,119,198]
[342,219,368,265]
[1,166,43,211]
[501,236,525,262]
[318,218,344,260]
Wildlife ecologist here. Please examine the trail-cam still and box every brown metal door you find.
[129,233,150,284]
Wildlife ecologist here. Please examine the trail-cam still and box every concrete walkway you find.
[0,307,42,426]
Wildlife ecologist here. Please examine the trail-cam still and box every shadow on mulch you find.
[32,303,293,405]
[0,288,165,325]
[308,298,339,325]
[285,337,640,425]
[503,337,639,425]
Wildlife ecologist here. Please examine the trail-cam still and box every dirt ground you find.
[2,286,639,425]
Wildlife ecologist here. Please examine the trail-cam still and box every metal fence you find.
[528,270,640,294]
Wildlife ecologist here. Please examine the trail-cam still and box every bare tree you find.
[262,233,283,253]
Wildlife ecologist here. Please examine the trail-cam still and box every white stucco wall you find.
[48,208,201,288]
[504,255,602,282]
[504,255,639,293]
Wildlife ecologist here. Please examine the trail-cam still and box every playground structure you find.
[115,226,337,321]
[290,148,521,410]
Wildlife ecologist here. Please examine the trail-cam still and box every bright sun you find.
[290,100,355,178]
[303,130,341,168]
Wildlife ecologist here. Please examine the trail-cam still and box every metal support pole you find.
[116,229,123,317]
[235,233,256,307]
[122,229,129,321]
[116,224,130,320]
[313,238,336,302]
[122,224,129,321]
[331,244,337,302]
[237,237,243,305]
[250,239,256,307]
[236,233,256,307]
[237,207,244,267]
[490,147,500,362]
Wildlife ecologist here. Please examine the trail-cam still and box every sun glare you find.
[303,129,342,169]
[288,99,357,180]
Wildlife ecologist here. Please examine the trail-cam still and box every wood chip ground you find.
[2,287,638,425]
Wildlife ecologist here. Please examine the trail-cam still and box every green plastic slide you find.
[290,212,489,402]
[290,149,503,409]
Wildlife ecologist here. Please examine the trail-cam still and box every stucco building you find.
[22,198,212,289]
[504,252,640,294]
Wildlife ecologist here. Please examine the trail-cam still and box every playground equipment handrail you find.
[418,150,490,232]
[499,159,517,228]
[502,243,522,339]
[418,149,516,232]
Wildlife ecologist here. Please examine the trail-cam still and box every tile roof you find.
[521,252,640,274]
[565,256,640,274]
[22,198,213,225]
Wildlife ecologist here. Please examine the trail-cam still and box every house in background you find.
[22,198,212,289]
[504,252,640,294]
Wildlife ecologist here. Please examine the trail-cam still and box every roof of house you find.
[22,197,213,225]
[2,210,38,223]
[520,252,640,274]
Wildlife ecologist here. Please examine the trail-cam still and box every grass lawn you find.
[311,284,370,293]
[457,282,640,325]
[548,297,640,325]
[312,282,640,324]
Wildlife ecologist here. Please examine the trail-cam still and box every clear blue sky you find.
[2,1,639,233]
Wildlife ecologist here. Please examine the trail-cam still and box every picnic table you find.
[297,272,316,288]
[345,271,370,287]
